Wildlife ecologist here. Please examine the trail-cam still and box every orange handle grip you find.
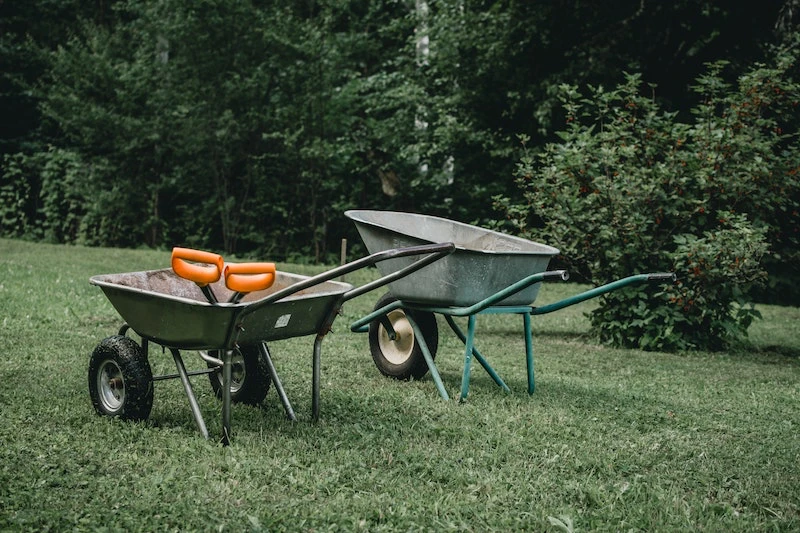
[171,247,224,286]
[224,262,276,293]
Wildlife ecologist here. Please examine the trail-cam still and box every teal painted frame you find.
[351,271,675,402]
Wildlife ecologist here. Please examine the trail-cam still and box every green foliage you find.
[662,218,767,348]
[499,40,799,351]
[36,147,93,244]
[0,154,33,238]
[15,0,430,259]
[1,0,795,264]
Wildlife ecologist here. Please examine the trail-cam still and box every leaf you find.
[547,515,575,533]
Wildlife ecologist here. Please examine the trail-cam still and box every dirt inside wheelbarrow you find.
[108,270,204,300]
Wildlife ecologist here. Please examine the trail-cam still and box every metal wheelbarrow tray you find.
[347,210,675,401]
[89,243,454,444]
[91,270,351,349]
[346,209,560,306]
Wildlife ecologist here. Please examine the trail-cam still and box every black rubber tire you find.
[207,344,271,405]
[88,335,154,421]
[368,292,438,380]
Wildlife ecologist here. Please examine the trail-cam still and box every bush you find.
[498,41,799,351]
[0,154,34,239]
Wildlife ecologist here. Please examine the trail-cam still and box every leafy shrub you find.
[1,148,137,246]
[498,41,799,351]
[36,147,91,244]
[0,154,34,238]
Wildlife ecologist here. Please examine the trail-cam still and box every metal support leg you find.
[459,315,478,402]
[523,312,535,395]
[312,334,324,422]
[444,315,509,394]
[170,348,209,440]
[407,315,450,401]
[221,349,233,445]
[258,343,295,421]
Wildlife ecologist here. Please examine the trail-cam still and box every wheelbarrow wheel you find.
[207,344,271,405]
[88,335,154,421]
[369,293,438,380]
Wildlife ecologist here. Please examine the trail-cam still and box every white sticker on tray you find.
[275,314,291,328]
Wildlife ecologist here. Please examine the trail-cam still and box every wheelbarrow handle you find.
[224,262,277,293]
[340,242,457,302]
[531,272,677,316]
[543,270,571,281]
[648,272,677,282]
[238,242,456,316]
[171,247,224,286]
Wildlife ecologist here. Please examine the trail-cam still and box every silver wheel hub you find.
[98,360,125,413]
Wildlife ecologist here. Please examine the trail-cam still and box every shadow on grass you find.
[477,328,593,343]
[305,372,687,435]
[751,345,800,359]
[718,341,800,364]
[127,336,798,444]
[139,390,295,438]
[473,325,800,365]
[128,371,705,448]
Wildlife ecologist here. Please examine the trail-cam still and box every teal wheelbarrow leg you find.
[441,314,510,402]
[523,311,534,394]
[406,314,450,401]
[460,315,477,402]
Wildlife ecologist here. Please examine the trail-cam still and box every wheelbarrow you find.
[88,242,454,444]
[346,210,675,401]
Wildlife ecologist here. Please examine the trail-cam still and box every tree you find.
[2,0,795,271]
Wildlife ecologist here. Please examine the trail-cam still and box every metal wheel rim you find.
[378,309,415,365]
[97,359,125,413]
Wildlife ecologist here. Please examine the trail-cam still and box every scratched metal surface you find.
[346,210,558,306]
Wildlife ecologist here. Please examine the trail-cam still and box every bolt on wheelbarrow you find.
[346,210,676,401]
[88,242,454,444]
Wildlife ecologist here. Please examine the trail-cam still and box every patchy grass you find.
[1,238,798,531]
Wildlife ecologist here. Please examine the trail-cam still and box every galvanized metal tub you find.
[90,269,352,350]
[346,210,559,306]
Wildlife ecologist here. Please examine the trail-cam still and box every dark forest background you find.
[1,1,796,264]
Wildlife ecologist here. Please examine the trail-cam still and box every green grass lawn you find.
[1,238,798,531]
